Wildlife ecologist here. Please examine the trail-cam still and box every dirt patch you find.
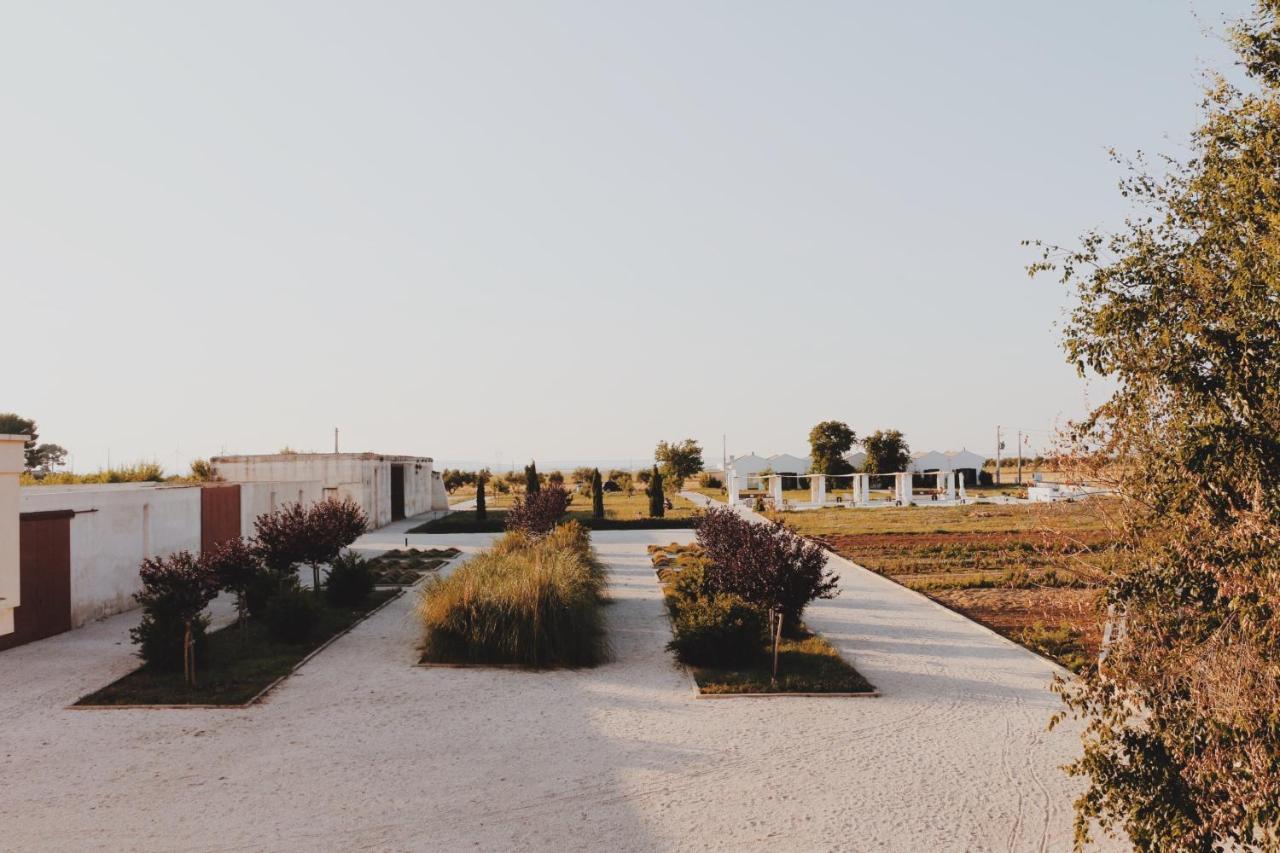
[928,587,1103,665]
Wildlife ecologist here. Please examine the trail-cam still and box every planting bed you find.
[76,589,399,707]
[367,547,459,585]
[650,543,875,696]
[410,491,702,533]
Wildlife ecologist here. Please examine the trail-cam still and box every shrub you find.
[418,521,606,667]
[666,594,765,668]
[253,502,310,578]
[505,485,570,537]
[325,551,375,606]
[591,469,604,519]
[698,472,723,489]
[648,466,665,517]
[475,476,487,520]
[130,551,220,679]
[264,586,320,643]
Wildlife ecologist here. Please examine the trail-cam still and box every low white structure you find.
[723,453,770,481]
[0,436,24,638]
[767,453,810,475]
[212,452,446,529]
[908,449,988,479]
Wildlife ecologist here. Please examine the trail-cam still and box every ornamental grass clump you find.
[418,520,607,667]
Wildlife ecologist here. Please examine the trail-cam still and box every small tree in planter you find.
[201,537,264,625]
[302,497,368,596]
[505,485,569,537]
[251,502,310,607]
[649,466,665,518]
[591,468,604,520]
[475,475,487,521]
[131,551,220,686]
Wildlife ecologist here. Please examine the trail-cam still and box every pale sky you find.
[1,2,1250,473]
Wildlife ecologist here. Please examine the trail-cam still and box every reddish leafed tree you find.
[252,502,310,582]
[131,551,221,684]
[302,498,368,595]
[201,536,264,624]
[505,485,570,537]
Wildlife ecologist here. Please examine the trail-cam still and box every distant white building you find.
[724,453,771,479]
[843,451,867,470]
[767,453,810,475]
[908,449,989,481]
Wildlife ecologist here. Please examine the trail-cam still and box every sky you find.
[1,1,1254,473]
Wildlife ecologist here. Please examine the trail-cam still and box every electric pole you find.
[334,428,339,454]
[1016,430,1023,485]
[995,426,1002,485]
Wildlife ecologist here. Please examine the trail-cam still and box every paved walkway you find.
[0,512,1114,852]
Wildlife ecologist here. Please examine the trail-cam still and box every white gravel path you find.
[0,513,1120,852]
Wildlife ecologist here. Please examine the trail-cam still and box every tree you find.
[524,462,541,495]
[0,412,67,472]
[1029,6,1280,846]
[591,469,604,520]
[131,551,220,685]
[649,466,665,518]
[252,502,310,591]
[505,485,569,537]
[694,506,838,683]
[655,439,704,487]
[302,498,368,596]
[862,430,911,474]
[475,475,487,521]
[808,421,857,475]
[201,537,263,624]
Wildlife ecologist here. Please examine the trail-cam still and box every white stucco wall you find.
[237,480,325,539]
[19,484,202,627]
[212,453,436,529]
[431,471,449,511]
[0,436,25,636]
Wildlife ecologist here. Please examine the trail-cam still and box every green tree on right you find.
[1030,4,1280,847]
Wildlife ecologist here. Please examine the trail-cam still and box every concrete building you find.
[767,453,811,476]
[723,453,771,481]
[212,452,447,530]
[1,436,24,639]
[908,449,988,483]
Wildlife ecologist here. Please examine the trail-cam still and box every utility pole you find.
[334,428,339,454]
[1016,430,1023,485]
[995,426,1002,485]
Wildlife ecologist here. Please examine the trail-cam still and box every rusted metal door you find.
[201,484,242,553]
[0,511,72,652]
[390,464,405,521]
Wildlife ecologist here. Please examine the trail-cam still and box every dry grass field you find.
[766,500,1116,671]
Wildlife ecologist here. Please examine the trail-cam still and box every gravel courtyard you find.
[0,517,1118,852]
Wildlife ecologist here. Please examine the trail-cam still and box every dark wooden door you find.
[0,511,72,652]
[201,484,242,553]
[390,465,405,521]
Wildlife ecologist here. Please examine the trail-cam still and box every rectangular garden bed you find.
[76,589,400,708]
[367,547,459,585]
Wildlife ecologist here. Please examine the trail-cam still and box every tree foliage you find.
[648,466,665,518]
[862,429,911,474]
[808,420,857,475]
[131,551,220,679]
[655,439,704,487]
[0,412,67,472]
[1030,6,1280,847]
[524,462,541,495]
[476,475,487,521]
[591,468,604,520]
[505,485,569,537]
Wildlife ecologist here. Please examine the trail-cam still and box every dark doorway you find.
[0,511,73,652]
[390,464,406,521]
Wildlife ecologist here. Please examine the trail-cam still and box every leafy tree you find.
[1029,6,1280,847]
[189,459,217,482]
[475,475,487,521]
[302,498,368,596]
[862,429,911,474]
[252,502,310,594]
[200,537,263,624]
[649,466,665,518]
[524,462,541,495]
[694,507,838,682]
[591,468,604,520]
[655,439,704,487]
[131,551,220,684]
[808,420,857,475]
[505,485,569,537]
[547,470,565,487]
[0,412,67,472]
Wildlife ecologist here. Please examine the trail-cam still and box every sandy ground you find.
[0,511,1122,852]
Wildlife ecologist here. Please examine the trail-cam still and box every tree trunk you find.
[313,563,322,596]
[183,619,194,688]
[771,609,782,687]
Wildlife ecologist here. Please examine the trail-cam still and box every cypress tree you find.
[525,462,540,495]
[475,477,487,521]
[591,468,604,520]
[649,466,665,518]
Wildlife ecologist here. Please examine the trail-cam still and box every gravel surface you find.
[0,514,1120,852]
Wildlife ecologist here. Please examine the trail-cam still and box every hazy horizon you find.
[3,2,1251,474]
